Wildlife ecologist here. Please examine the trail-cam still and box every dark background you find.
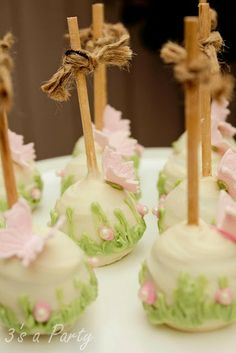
[1,0,236,160]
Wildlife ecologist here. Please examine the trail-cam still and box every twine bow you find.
[41,34,132,101]
[79,22,129,52]
[0,33,14,111]
[160,41,210,84]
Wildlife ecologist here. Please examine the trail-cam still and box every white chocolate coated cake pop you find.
[0,199,97,334]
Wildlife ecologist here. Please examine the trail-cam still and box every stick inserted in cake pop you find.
[0,34,18,207]
[185,17,200,225]
[93,3,107,130]
[67,17,98,176]
[199,3,212,177]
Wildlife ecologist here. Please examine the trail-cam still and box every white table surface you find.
[1,147,236,353]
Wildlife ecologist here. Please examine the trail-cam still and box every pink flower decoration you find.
[0,199,64,266]
[31,188,41,200]
[99,226,114,241]
[135,143,144,157]
[56,169,65,178]
[103,105,131,135]
[218,121,236,138]
[139,281,157,305]
[211,119,231,155]
[216,190,236,242]
[102,147,139,193]
[215,288,234,305]
[217,149,236,200]
[8,130,36,168]
[211,98,230,123]
[136,203,149,217]
[94,129,137,158]
[33,301,51,323]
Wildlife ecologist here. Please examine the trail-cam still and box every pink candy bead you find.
[215,287,234,305]
[139,281,157,305]
[99,226,114,241]
[31,188,41,200]
[87,257,99,267]
[33,301,51,323]
[152,207,159,217]
[136,203,149,217]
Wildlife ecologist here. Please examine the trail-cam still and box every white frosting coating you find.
[62,154,102,187]
[56,177,139,265]
[147,221,236,306]
[161,176,220,231]
[73,136,103,156]
[173,131,236,154]
[0,160,41,209]
[161,150,220,194]
[0,228,92,326]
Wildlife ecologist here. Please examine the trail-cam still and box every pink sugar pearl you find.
[87,257,99,267]
[215,288,234,305]
[99,226,114,241]
[136,203,149,217]
[139,281,157,305]
[31,187,41,200]
[33,301,51,323]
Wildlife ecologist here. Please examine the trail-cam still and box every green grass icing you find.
[0,266,97,335]
[139,263,236,329]
[61,175,76,195]
[52,196,146,257]
[157,208,165,234]
[157,171,167,196]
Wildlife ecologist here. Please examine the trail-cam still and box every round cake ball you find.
[0,160,43,211]
[158,176,220,232]
[0,200,97,335]
[54,177,146,266]
[139,221,236,331]
[158,150,220,196]
[60,154,102,194]
[73,136,102,157]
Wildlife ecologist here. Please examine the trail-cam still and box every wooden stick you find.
[199,2,211,177]
[0,109,18,207]
[185,17,199,225]
[93,3,107,130]
[67,17,98,175]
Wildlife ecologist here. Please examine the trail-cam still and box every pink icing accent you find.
[87,257,99,267]
[8,130,36,168]
[56,169,65,178]
[217,149,236,200]
[31,187,41,200]
[216,190,236,242]
[139,281,157,305]
[215,288,234,305]
[99,226,114,241]
[152,207,159,217]
[0,199,63,266]
[102,147,139,193]
[136,203,149,217]
[33,301,51,323]
[103,105,131,135]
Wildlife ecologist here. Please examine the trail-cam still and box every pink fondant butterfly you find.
[8,130,36,168]
[0,199,64,266]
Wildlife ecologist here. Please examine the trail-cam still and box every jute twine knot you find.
[42,34,132,101]
[0,33,14,111]
[160,41,210,84]
[79,22,129,52]
[200,31,223,75]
